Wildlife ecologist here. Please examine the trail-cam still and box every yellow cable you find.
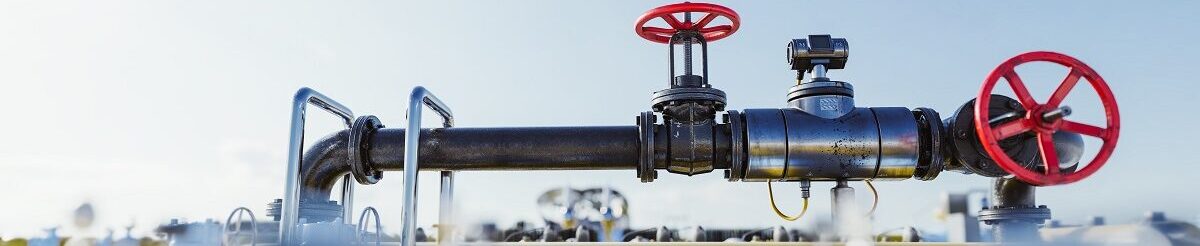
[864,179,878,217]
[767,181,809,221]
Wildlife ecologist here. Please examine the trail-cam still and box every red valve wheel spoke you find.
[635,2,741,44]
[1046,69,1083,108]
[1002,71,1040,107]
[1037,132,1061,176]
[699,25,733,33]
[642,27,677,35]
[975,51,1120,186]
[660,15,685,29]
[693,13,718,29]
[993,118,1034,140]
[1061,120,1107,138]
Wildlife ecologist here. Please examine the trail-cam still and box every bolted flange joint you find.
[349,115,386,185]
[913,107,945,181]
[637,111,658,182]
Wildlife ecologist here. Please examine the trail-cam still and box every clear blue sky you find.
[1,0,1197,238]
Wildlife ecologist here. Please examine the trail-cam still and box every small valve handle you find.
[974,51,1120,186]
[634,2,740,44]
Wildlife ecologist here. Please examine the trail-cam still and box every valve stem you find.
[1041,106,1072,122]
[683,12,693,76]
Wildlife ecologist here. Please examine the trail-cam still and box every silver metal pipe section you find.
[734,107,921,181]
[401,86,454,246]
[281,87,354,245]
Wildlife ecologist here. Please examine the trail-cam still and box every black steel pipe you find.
[299,126,641,202]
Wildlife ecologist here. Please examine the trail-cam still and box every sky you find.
[1,0,1198,239]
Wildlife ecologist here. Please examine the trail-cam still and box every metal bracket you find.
[280,87,355,245]
[401,86,455,246]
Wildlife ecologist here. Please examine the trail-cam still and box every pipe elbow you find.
[298,129,351,202]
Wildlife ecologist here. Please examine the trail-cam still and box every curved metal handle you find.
[400,86,455,246]
[357,207,382,246]
[224,207,259,246]
[280,87,355,245]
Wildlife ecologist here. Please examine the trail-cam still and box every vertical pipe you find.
[830,179,873,243]
[438,171,455,245]
[990,178,1042,243]
[812,64,827,79]
[830,179,856,236]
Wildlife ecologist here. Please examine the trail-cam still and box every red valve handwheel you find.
[975,51,1120,186]
[634,2,740,44]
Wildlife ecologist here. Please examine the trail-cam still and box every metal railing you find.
[280,87,356,245]
[400,86,455,246]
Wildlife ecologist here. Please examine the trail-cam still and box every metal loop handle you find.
[357,207,382,246]
[400,86,456,246]
[224,207,259,246]
[280,87,356,245]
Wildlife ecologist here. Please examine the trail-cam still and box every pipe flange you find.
[637,111,658,182]
[650,88,727,112]
[978,206,1051,225]
[786,80,854,101]
[349,115,386,185]
[913,108,944,181]
[726,110,745,181]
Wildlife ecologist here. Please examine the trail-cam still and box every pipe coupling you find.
[349,115,385,185]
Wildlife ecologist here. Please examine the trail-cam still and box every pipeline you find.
[299,126,641,202]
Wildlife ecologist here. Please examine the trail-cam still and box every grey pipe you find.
[298,126,641,203]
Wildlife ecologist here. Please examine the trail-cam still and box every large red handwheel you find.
[634,2,740,44]
[975,51,1120,186]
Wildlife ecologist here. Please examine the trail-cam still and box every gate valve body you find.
[973,51,1120,186]
[635,2,741,180]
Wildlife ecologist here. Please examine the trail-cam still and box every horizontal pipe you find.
[371,126,641,171]
[299,126,640,202]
